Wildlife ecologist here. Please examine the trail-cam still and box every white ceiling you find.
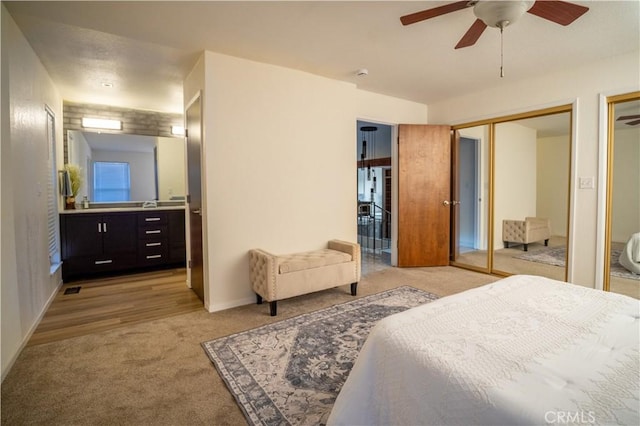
[5,1,640,116]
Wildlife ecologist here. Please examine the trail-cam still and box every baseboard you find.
[207,296,255,313]
[1,276,63,383]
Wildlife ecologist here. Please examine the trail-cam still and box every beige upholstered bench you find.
[249,239,361,316]
[502,217,551,251]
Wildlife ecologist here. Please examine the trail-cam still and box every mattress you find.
[328,275,640,425]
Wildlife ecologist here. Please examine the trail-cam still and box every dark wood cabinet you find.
[61,209,186,281]
[168,210,186,263]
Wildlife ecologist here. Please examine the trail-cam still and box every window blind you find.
[46,106,61,266]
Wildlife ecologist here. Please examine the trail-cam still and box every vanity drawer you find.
[138,246,169,265]
[139,225,168,239]
[62,254,137,280]
[138,212,168,226]
[139,239,167,252]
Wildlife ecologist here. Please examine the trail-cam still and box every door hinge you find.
[184,129,188,138]
[186,194,191,203]
[188,260,192,269]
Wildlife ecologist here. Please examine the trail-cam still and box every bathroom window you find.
[93,162,131,202]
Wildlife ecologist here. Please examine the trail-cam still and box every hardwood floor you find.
[28,268,204,346]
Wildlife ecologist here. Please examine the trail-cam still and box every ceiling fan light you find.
[474,0,534,28]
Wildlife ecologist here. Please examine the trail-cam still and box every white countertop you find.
[60,206,186,214]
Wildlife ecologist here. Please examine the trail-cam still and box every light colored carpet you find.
[1,266,499,425]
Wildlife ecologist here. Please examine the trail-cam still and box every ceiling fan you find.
[617,115,640,126]
[400,1,589,50]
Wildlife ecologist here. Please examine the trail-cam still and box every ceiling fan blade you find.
[455,19,488,49]
[626,119,640,126]
[617,114,640,121]
[527,1,589,26]
[400,1,471,26]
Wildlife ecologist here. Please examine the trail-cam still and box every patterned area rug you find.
[202,286,438,425]
[516,247,640,281]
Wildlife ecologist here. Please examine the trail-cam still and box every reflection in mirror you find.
[67,130,186,204]
[492,112,571,281]
[608,97,640,299]
[452,125,490,271]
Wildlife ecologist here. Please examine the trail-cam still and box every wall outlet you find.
[579,177,595,189]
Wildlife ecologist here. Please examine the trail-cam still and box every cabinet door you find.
[102,213,138,255]
[168,210,186,263]
[62,215,103,258]
[168,210,186,245]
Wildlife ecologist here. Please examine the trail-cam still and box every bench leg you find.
[544,239,549,246]
[256,294,263,305]
[523,243,528,252]
[269,301,277,316]
[504,241,509,249]
[350,282,358,296]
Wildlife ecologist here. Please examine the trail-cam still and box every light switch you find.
[579,177,594,189]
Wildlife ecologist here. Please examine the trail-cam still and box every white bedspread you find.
[328,275,640,426]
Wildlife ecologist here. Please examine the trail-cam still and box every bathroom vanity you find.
[60,206,186,281]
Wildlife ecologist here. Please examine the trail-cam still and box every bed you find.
[328,275,640,426]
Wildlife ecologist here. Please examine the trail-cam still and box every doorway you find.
[356,120,393,274]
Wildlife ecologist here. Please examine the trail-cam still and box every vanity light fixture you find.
[82,117,122,130]
[171,126,185,136]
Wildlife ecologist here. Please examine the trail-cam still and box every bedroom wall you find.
[494,123,538,248]
[611,127,640,243]
[184,51,428,312]
[427,51,640,287]
[537,134,571,237]
[1,6,64,380]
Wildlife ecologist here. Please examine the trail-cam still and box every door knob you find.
[192,209,201,215]
[443,200,451,206]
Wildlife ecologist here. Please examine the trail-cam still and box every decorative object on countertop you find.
[61,164,83,210]
[201,286,438,426]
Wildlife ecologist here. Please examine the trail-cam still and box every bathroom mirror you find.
[67,130,186,203]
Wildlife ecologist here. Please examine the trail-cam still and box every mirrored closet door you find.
[605,93,640,299]
[492,110,572,281]
[451,107,573,282]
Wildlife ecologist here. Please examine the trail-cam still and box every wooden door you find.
[186,94,205,302]
[397,125,451,266]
